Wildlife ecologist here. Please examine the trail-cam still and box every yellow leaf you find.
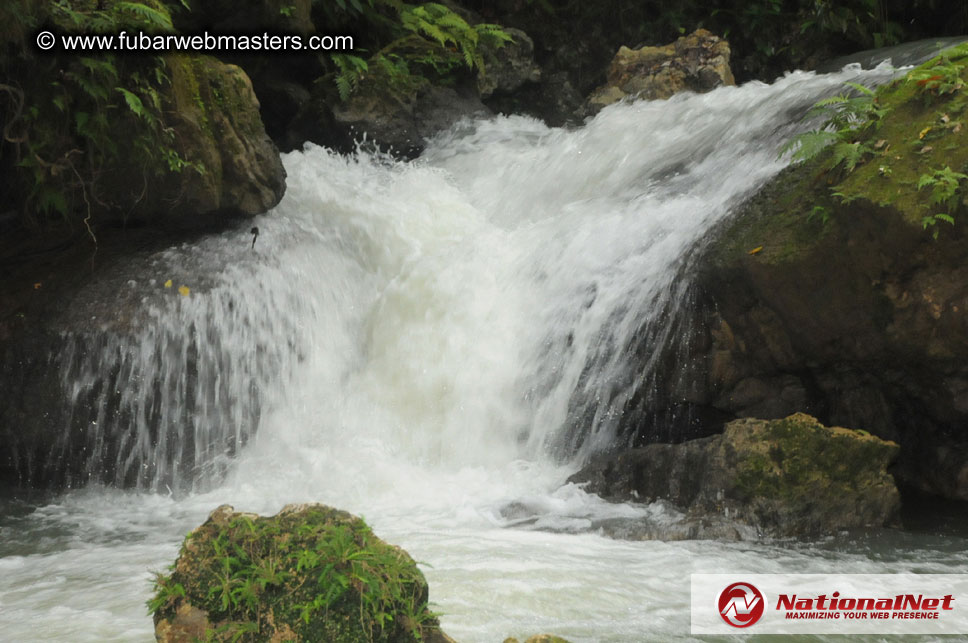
[748,246,763,255]
[178,286,190,297]
[33,282,42,290]
[164,279,172,288]
[919,127,932,140]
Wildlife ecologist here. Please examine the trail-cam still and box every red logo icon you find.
[718,582,765,628]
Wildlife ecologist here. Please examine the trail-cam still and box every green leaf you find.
[116,87,145,117]
[115,2,174,30]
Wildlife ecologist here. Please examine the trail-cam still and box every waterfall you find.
[46,64,901,493]
[9,62,968,643]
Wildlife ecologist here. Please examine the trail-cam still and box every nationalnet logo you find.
[692,574,968,635]
[718,582,765,627]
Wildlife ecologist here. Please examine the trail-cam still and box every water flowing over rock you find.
[584,29,735,115]
[571,414,901,538]
[152,503,454,643]
[1,62,904,493]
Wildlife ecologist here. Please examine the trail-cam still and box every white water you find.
[3,64,967,642]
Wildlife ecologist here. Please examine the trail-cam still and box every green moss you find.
[732,415,898,502]
[150,505,439,643]
[713,44,968,268]
[836,47,968,225]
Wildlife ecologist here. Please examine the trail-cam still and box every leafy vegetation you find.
[461,0,968,88]
[325,1,512,103]
[149,506,441,642]
[781,81,888,174]
[770,43,968,240]
[918,166,967,237]
[909,53,966,100]
[1,1,202,236]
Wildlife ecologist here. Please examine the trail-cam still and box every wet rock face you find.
[572,414,901,538]
[691,173,968,502]
[584,29,735,115]
[152,503,455,643]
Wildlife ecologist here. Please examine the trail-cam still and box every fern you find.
[918,166,968,211]
[115,2,174,31]
[909,55,966,97]
[780,130,838,162]
[332,54,369,100]
[398,3,508,73]
[116,87,146,118]
[781,80,888,174]
[829,141,869,173]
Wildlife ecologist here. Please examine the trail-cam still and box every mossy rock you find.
[151,503,451,643]
[571,414,900,538]
[718,413,901,535]
[159,54,286,221]
[709,43,968,269]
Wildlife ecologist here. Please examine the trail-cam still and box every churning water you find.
[3,64,967,642]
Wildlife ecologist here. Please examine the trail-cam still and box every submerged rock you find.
[572,414,901,538]
[584,29,735,115]
[151,503,454,643]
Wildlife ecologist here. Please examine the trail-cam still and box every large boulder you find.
[78,53,286,228]
[151,503,454,643]
[685,45,968,501]
[584,29,735,115]
[149,55,287,224]
[572,414,901,538]
[605,45,968,503]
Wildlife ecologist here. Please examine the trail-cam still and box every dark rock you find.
[486,70,584,127]
[477,27,541,98]
[572,414,901,538]
[613,51,968,503]
[324,78,491,158]
[252,78,312,150]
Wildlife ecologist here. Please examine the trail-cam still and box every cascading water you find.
[3,63,968,642]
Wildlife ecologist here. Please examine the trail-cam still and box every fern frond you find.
[115,2,174,30]
[842,81,875,96]
[780,130,838,162]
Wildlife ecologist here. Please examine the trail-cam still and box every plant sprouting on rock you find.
[2,1,202,232]
[781,81,888,173]
[150,503,449,643]
[918,166,968,236]
[777,43,967,236]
